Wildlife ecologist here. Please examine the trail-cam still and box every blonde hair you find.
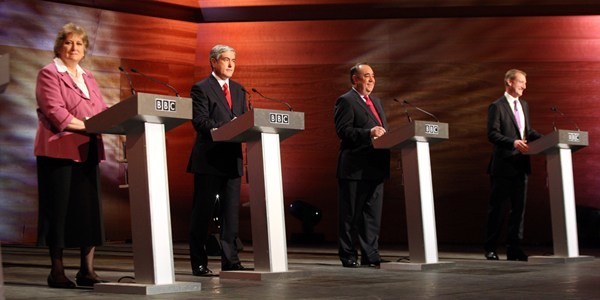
[53,22,89,58]
[504,69,526,87]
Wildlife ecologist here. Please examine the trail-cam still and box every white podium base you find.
[380,261,455,271]
[94,281,201,295]
[528,255,594,264]
[247,133,290,273]
[219,270,310,281]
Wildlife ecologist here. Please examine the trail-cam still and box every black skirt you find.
[36,143,105,248]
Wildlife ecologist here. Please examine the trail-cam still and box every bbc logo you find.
[269,113,289,124]
[567,132,580,142]
[155,99,176,112]
[425,124,439,135]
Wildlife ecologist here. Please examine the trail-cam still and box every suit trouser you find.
[338,179,384,264]
[484,174,528,251]
[189,174,241,268]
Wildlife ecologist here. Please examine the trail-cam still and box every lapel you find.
[208,76,233,114]
[58,71,88,99]
[501,96,520,132]
[229,83,241,116]
[353,91,376,122]
[83,72,100,100]
[370,95,387,128]
[520,99,529,131]
[353,91,384,127]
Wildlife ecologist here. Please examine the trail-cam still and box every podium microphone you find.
[398,99,439,122]
[551,105,580,131]
[130,68,180,97]
[241,87,253,111]
[393,98,412,123]
[118,66,136,96]
[251,88,293,111]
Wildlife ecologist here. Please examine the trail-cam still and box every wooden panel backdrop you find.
[1,0,598,247]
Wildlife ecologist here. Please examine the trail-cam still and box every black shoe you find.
[507,247,528,261]
[222,263,246,271]
[192,265,213,276]
[75,272,108,287]
[361,258,389,268]
[341,259,360,268]
[47,274,76,289]
[485,251,499,260]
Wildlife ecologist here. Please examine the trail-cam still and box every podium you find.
[212,108,307,280]
[85,93,201,294]
[526,129,593,263]
[374,120,453,270]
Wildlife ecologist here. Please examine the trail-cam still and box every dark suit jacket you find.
[187,75,247,177]
[334,89,390,181]
[487,95,542,176]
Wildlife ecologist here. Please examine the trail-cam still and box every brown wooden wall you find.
[1,0,598,246]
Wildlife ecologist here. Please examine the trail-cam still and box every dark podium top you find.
[85,92,192,135]
[527,129,589,155]
[211,108,304,143]
[373,120,449,150]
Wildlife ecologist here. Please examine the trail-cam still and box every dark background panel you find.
[0,0,598,247]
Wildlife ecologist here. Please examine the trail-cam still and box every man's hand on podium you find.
[514,139,529,153]
[370,126,386,140]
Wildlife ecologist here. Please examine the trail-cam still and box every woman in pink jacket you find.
[35,23,108,289]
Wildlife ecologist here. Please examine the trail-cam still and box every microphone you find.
[550,106,558,132]
[393,98,412,123]
[130,68,180,97]
[251,88,293,111]
[398,99,439,122]
[550,106,580,131]
[241,87,253,111]
[118,66,136,96]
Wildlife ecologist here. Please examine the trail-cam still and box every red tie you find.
[364,95,382,125]
[223,83,232,110]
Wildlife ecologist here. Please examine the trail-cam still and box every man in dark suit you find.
[334,63,390,268]
[187,44,247,275]
[484,69,542,261]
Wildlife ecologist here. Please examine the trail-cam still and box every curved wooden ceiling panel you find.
[42,0,600,23]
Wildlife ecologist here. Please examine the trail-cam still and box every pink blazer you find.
[34,63,108,162]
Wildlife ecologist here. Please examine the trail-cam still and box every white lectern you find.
[212,108,307,280]
[85,93,201,294]
[526,129,593,263]
[374,120,453,270]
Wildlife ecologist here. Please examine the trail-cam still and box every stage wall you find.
[0,0,598,246]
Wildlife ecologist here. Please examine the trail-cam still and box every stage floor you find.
[2,243,599,299]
